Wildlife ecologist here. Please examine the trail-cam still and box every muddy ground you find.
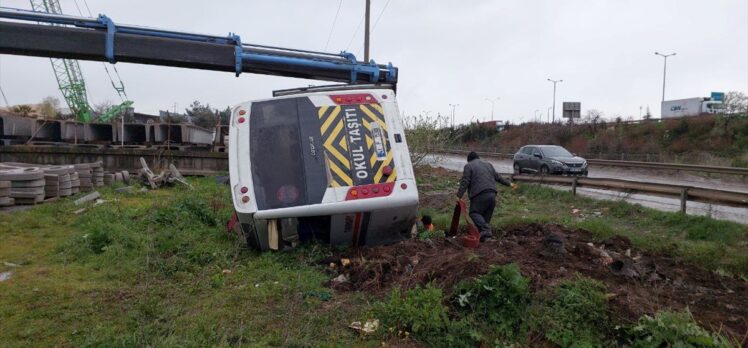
[323,223,748,340]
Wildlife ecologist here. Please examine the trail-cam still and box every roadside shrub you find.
[529,276,612,348]
[626,310,731,347]
[417,229,446,240]
[147,197,218,227]
[609,201,644,219]
[87,228,113,254]
[452,264,529,338]
[374,284,477,348]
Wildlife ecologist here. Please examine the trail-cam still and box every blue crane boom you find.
[0,7,398,86]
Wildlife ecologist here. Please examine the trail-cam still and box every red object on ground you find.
[449,199,480,248]
[226,211,239,234]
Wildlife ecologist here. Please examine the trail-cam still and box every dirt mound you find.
[324,223,748,340]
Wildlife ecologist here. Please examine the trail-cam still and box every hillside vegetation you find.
[450,114,748,166]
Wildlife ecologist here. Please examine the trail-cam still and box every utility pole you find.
[449,103,459,128]
[534,109,540,122]
[484,97,499,121]
[655,52,676,103]
[639,106,643,120]
[364,0,371,62]
[547,78,562,123]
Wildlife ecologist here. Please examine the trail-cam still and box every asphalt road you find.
[432,154,748,224]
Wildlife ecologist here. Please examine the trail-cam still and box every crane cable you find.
[323,0,343,52]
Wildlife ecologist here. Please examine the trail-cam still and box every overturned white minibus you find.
[229,85,418,250]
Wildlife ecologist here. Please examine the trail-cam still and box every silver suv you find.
[513,145,588,176]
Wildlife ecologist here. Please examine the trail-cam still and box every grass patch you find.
[626,310,732,347]
[422,169,748,276]
[2,168,745,347]
[452,264,529,340]
[0,178,369,346]
[374,285,477,348]
[528,276,613,347]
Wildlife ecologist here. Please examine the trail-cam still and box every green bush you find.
[87,227,113,254]
[374,284,478,348]
[626,310,731,347]
[529,276,612,348]
[452,264,529,338]
[417,229,446,240]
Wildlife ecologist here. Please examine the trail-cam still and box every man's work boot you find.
[479,231,494,242]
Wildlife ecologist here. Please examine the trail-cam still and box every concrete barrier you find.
[0,145,228,173]
[116,123,147,144]
[214,125,229,144]
[61,121,84,142]
[31,120,62,142]
[84,123,115,143]
[181,124,214,145]
[0,114,34,139]
[152,124,182,143]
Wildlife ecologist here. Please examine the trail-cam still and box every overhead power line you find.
[372,0,391,31]
[345,14,365,51]
[324,0,343,51]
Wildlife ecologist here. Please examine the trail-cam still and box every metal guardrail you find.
[434,148,748,177]
[508,174,748,211]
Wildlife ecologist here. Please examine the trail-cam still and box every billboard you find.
[562,102,581,118]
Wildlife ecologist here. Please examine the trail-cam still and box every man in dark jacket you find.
[456,151,515,241]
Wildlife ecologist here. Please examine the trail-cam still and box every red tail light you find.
[345,182,395,200]
[330,93,376,105]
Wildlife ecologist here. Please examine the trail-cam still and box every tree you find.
[644,106,652,120]
[218,106,231,125]
[12,104,33,116]
[39,96,61,119]
[403,112,453,168]
[162,111,185,124]
[723,91,748,115]
[185,100,217,129]
[93,99,114,114]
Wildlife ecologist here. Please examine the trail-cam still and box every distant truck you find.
[661,94,725,119]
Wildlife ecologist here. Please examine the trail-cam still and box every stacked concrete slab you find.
[0,167,46,205]
[70,171,81,194]
[2,163,75,198]
[75,163,94,192]
[91,161,104,186]
[0,180,12,207]
[42,166,74,198]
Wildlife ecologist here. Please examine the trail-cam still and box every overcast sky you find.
[0,0,746,124]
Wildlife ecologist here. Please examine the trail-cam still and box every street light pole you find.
[484,97,499,121]
[449,103,459,128]
[655,52,676,103]
[547,78,563,123]
[364,0,371,62]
